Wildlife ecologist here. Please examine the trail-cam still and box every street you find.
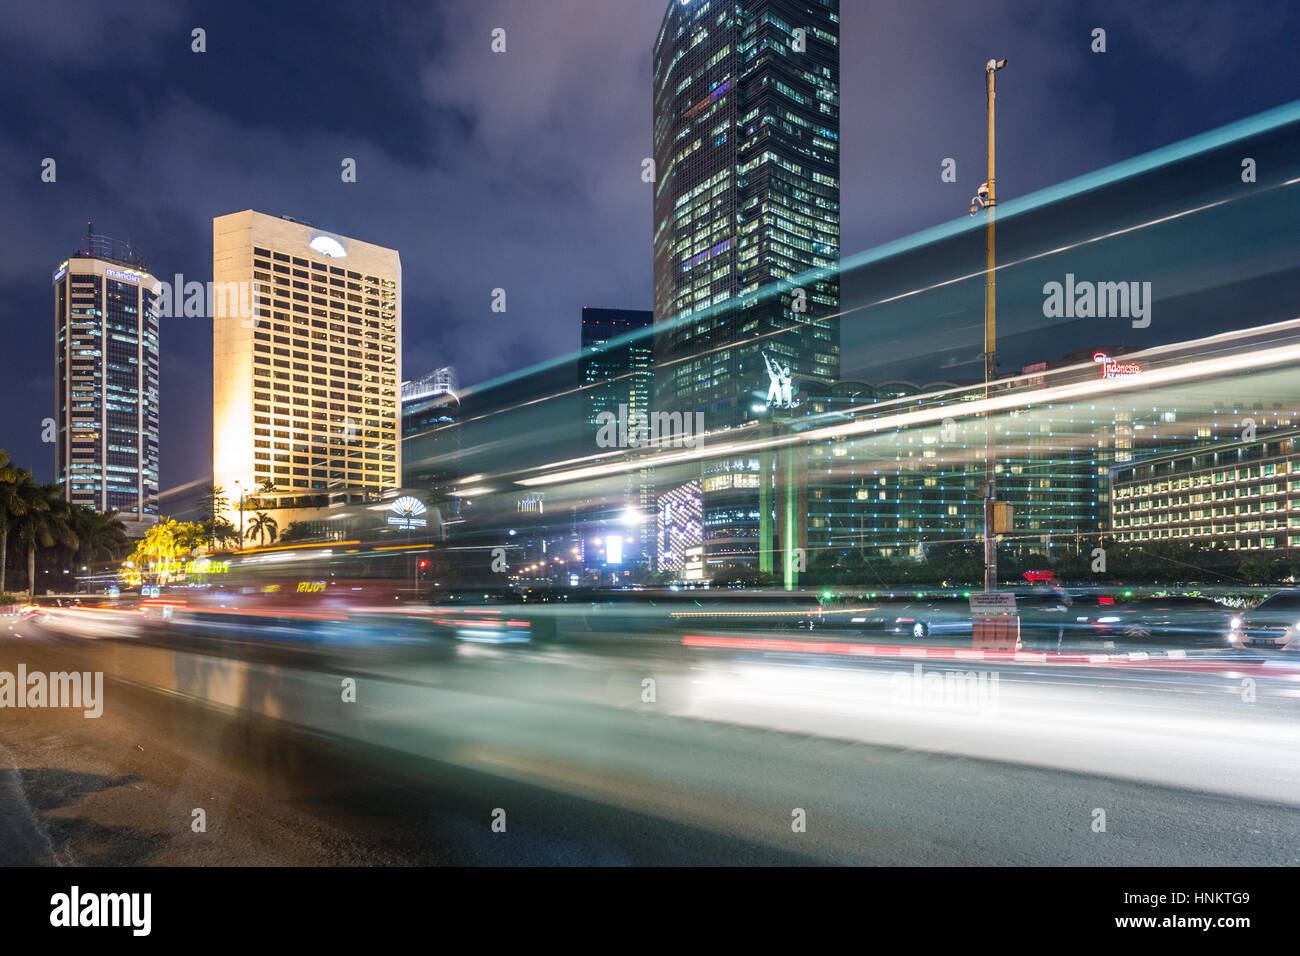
[3,612,1297,866]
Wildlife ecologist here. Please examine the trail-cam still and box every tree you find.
[278,520,313,544]
[68,505,129,571]
[208,517,241,550]
[0,450,31,594]
[11,481,76,597]
[245,511,278,547]
[709,564,777,588]
[128,519,204,586]
[251,478,277,509]
[197,483,239,550]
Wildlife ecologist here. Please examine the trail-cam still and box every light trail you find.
[402,104,1300,442]
[516,328,1300,487]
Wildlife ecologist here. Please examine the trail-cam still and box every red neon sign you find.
[1093,352,1142,378]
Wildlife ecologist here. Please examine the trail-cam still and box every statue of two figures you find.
[762,351,795,408]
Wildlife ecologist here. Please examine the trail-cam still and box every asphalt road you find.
[2,614,1298,865]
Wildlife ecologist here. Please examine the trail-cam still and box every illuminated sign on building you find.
[1093,352,1142,379]
[387,495,428,529]
[309,235,347,258]
[104,268,140,284]
[52,265,67,283]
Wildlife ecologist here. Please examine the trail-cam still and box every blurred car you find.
[1230,589,1300,650]
[874,596,973,639]
[1015,589,1083,647]
[1103,595,1236,643]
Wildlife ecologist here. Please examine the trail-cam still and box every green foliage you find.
[279,521,314,544]
[127,519,207,585]
[802,539,1298,589]
[709,564,778,588]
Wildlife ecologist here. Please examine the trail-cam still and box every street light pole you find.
[234,480,246,544]
[971,58,1007,593]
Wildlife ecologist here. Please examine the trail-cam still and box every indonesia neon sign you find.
[1093,352,1142,378]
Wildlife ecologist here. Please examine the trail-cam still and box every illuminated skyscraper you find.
[580,308,654,432]
[402,365,458,404]
[581,307,655,568]
[652,0,840,569]
[52,227,159,537]
[212,211,400,529]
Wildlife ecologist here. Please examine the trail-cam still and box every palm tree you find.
[252,478,277,508]
[0,450,30,594]
[12,481,76,597]
[199,483,238,550]
[129,518,195,587]
[245,511,278,547]
[69,506,129,574]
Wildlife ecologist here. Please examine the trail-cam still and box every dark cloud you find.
[0,0,1298,489]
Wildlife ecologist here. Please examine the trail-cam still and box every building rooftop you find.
[70,223,148,270]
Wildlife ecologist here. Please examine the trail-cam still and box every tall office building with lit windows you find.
[212,211,400,529]
[580,308,654,432]
[652,0,840,569]
[52,228,160,537]
[581,307,656,568]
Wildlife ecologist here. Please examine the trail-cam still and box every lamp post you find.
[969,57,1007,593]
[233,479,247,544]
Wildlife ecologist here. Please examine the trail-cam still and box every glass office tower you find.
[52,229,160,537]
[580,307,656,569]
[652,0,840,569]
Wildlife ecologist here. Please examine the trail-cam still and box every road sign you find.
[969,591,1017,616]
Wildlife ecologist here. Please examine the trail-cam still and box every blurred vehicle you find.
[1015,589,1124,648]
[1015,588,1078,647]
[542,588,823,641]
[1230,589,1300,650]
[1103,595,1236,644]
[869,596,972,638]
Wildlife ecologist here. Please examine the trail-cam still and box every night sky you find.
[2,0,1299,490]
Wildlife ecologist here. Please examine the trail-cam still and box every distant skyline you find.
[3,0,1300,489]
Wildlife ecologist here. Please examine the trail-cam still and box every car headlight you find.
[1230,616,1242,629]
